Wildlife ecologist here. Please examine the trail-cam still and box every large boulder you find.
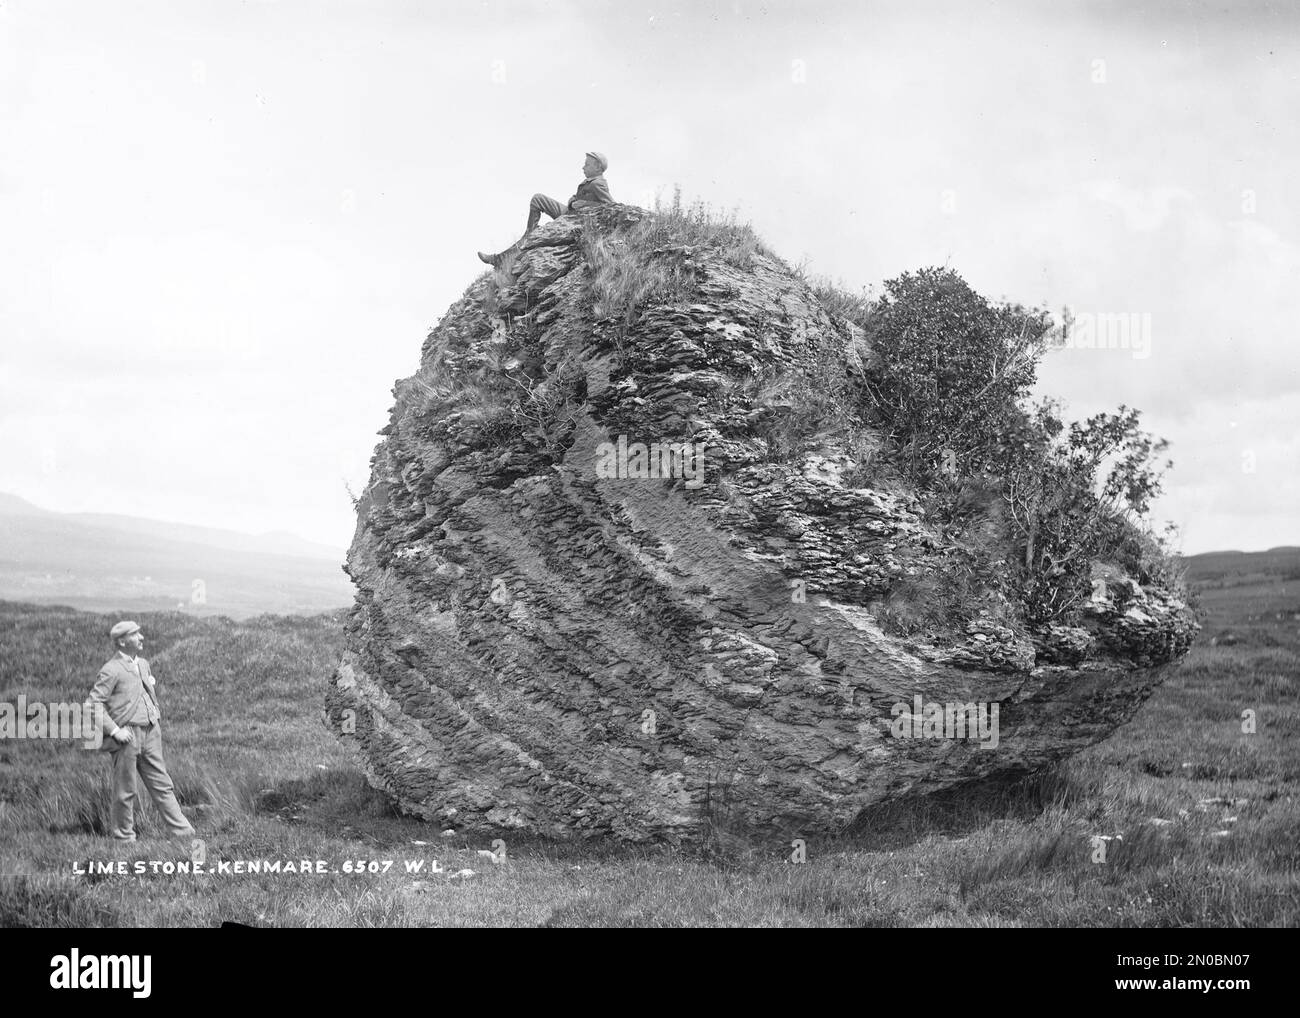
[325,204,1197,843]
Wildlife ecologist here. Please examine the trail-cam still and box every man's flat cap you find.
[109,620,141,640]
[586,151,608,172]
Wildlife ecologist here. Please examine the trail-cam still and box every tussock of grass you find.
[803,274,876,329]
[581,188,773,330]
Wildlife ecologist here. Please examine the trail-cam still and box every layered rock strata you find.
[325,204,1196,842]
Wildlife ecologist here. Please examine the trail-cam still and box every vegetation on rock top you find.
[511,191,1187,636]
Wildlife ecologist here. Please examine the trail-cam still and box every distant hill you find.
[1179,546,1300,584]
[0,493,343,561]
[0,493,353,619]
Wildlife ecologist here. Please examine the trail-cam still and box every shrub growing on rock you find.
[854,266,1176,626]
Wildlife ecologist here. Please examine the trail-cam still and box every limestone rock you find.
[325,204,1197,843]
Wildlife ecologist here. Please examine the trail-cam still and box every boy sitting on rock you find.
[478,151,613,267]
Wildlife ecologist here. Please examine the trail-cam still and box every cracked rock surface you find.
[325,204,1197,843]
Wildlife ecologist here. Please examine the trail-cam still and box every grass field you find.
[0,566,1296,927]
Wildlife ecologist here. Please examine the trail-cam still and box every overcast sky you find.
[2,0,1296,556]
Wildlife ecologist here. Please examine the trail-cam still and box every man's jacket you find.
[85,655,162,750]
[568,173,613,209]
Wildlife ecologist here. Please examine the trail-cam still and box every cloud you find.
[1081,181,1199,232]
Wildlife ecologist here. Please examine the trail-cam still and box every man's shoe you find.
[477,250,500,267]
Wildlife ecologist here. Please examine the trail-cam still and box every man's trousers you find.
[108,722,195,841]
[526,193,569,232]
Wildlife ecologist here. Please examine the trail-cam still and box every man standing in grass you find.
[85,621,195,843]
[477,150,613,266]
